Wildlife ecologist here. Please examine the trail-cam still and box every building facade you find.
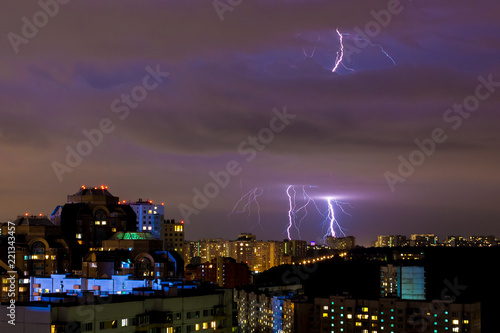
[129,199,165,239]
[59,186,137,270]
[1,288,235,333]
[162,219,185,257]
[326,236,356,250]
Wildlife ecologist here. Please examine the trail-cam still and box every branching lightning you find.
[285,185,352,241]
[286,185,296,240]
[332,28,354,73]
[323,197,352,241]
[349,35,396,66]
[286,185,352,240]
[302,32,320,58]
[332,28,396,73]
[229,187,264,229]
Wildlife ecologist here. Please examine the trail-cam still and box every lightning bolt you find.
[286,185,295,240]
[332,28,396,73]
[296,32,321,59]
[332,28,354,73]
[332,28,345,73]
[285,185,353,241]
[349,35,396,66]
[229,187,264,229]
[323,198,352,241]
[326,197,336,237]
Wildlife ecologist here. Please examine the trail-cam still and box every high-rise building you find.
[283,239,307,258]
[129,199,164,239]
[468,235,496,247]
[326,236,356,250]
[235,289,481,333]
[198,257,251,288]
[229,234,255,266]
[162,219,185,256]
[410,234,439,246]
[184,235,307,273]
[381,264,425,300]
[319,295,480,333]
[59,186,137,270]
[376,235,407,247]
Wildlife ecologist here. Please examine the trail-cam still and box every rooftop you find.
[13,215,54,227]
[110,231,156,241]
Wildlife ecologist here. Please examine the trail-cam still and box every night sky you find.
[1,0,500,245]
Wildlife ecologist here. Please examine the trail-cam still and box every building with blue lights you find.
[1,286,235,333]
[129,199,165,239]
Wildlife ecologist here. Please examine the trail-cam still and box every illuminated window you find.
[195,324,200,331]
[362,307,369,312]
[95,221,100,225]
[323,313,328,317]
[347,314,352,319]
[102,221,107,225]
[76,234,82,239]
[463,320,469,324]
[372,316,378,320]
[202,322,208,329]
[148,226,152,230]
[111,228,116,232]
[323,306,329,310]
[356,322,362,326]
[452,320,459,325]
[148,210,152,214]
[122,319,128,327]
[142,226,147,230]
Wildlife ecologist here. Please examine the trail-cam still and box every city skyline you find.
[1,1,500,247]
[3,183,499,247]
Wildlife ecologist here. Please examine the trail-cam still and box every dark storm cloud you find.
[1,0,499,243]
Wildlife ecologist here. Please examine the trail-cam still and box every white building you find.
[129,199,164,239]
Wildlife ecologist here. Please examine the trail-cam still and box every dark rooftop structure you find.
[13,215,54,227]
[67,185,119,205]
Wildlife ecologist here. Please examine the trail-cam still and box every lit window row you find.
[23,255,56,260]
